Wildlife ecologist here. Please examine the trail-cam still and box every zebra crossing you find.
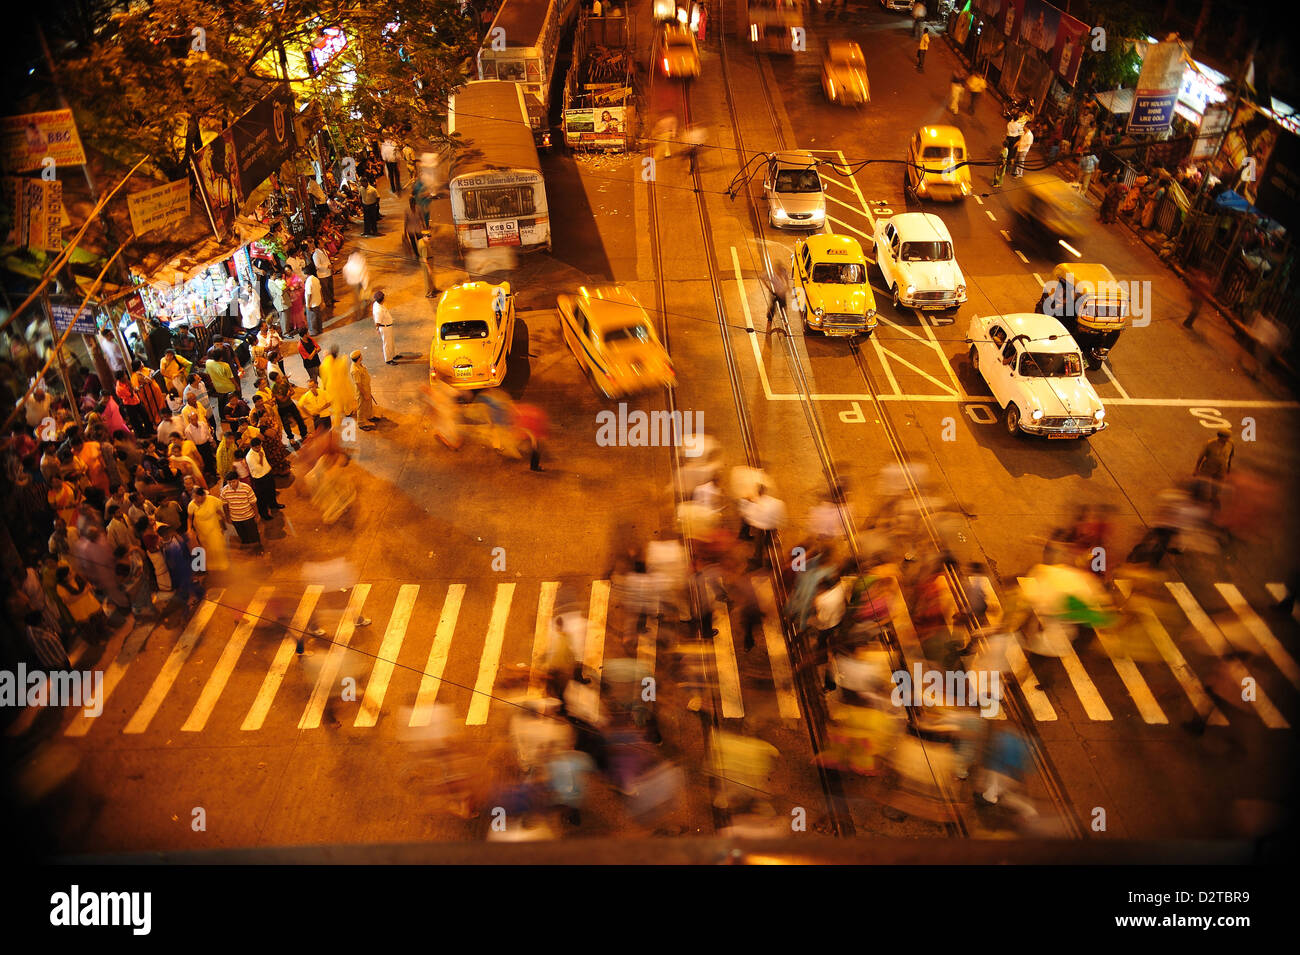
[13,571,1300,742]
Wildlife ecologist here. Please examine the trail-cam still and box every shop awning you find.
[1094,89,1135,115]
[131,216,269,288]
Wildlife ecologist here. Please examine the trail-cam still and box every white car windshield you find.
[1019,351,1082,377]
[811,262,865,284]
[900,241,952,262]
[775,170,821,193]
[441,320,490,341]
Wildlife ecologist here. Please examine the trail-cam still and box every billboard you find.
[0,109,86,174]
[1128,42,1186,134]
[564,105,628,149]
[127,180,191,236]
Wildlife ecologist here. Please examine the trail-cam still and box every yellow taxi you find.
[428,280,516,389]
[659,24,700,78]
[557,285,676,398]
[905,125,971,201]
[790,234,878,337]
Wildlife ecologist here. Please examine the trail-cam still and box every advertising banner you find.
[25,179,62,251]
[1019,0,1061,53]
[0,109,86,174]
[192,86,295,237]
[1051,13,1088,86]
[49,301,97,335]
[1128,42,1186,134]
[565,105,627,148]
[1218,101,1281,206]
[1001,0,1024,41]
[127,180,191,236]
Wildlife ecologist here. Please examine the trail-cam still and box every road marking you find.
[182,587,272,732]
[299,585,371,730]
[869,333,903,395]
[825,191,872,215]
[1115,581,1225,726]
[66,622,153,736]
[583,579,610,690]
[1265,583,1298,622]
[1100,361,1131,400]
[409,584,465,726]
[968,574,1054,720]
[877,313,932,345]
[241,587,321,731]
[730,246,777,399]
[711,600,745,718]
[1215,584,1300,689]
[878,344,960,396]
[1031,272,1045,287]
[1165,582,1289,729]
[354,584,419,727]
[985,210,996,221]
[7,638,89,736]
[999,229,1011,241]
[1092,620,1168,724]
[466,583,515,726]
[837,149,878,230]
[911,308,964,393]
[122,592,224,735]
[753,577,801,719]
[824,214,874,242]
[974,194,984,205]
[1016,577,1112,721]
[527,581,560,698]
[878,573,926,666]
[1014,250,1029,264]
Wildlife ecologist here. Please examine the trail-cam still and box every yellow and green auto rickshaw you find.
[1035,263,1130,370]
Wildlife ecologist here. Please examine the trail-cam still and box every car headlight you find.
[1031,408,1044,421]
[1093,409,1105,422]
[811,208,825,220]
[956,284,966,296]
[960,181,970,194]
[815,307,825,318]
[866,308,877,319]
[906,285,915,296]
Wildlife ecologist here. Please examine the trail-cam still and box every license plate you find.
[1048,432,1080,439]
[454,366,473,379]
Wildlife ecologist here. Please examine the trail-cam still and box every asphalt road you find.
[10,1,1297,856]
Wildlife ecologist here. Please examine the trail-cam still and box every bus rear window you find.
[463,186,536,220]
[441,320,490,340]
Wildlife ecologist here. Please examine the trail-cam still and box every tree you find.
[44,0,479,177]
[1078,0,1155,94]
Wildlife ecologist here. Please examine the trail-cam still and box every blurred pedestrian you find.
[992,145,1008,187]
[343,250,370,321]
[948,73,964,114]
[417,231,439,297]
[965,72,986,114]
[1099,175,1126,224]
[320,345,359,429]
[1193,429,1234,506]
[427,377,463,450]
[1014,125,1033,177]
[1182,272,1212,329]
[404,198,423,260]
[1077,151,1099,197]
[513,402,549,472]
[765,259,790,330]
[737,482,787,569]
[360,177,381,235]
[916,28,930,72]
[911,0,927,38]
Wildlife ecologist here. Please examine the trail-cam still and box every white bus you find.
[448,80,551,255]
[476,0,579,148]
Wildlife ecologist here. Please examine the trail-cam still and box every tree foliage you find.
[1079,0,1155,93]
[47,0,479,177]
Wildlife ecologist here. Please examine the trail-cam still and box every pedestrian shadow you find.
[502,319,532,397]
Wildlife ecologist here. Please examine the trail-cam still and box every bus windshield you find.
[463,186,536,220]
[441,320,491,341]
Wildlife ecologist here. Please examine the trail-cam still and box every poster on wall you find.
[1019,0,1060,53]
[1128,41,1186,134]
[1218,102,1281,206]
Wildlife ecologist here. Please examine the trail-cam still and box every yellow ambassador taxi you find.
[790,234,878,338]
[428,280,516,389]
[557,285,676,398]
[905,125,972,201]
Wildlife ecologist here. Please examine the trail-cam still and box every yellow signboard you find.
[1,109,87,173]
[128,179,191,235]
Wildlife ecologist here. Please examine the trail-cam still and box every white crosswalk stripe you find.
[409,584,464,726]
[355,584,419,728]
[182,586,273,732]
[1214,584,1300,689]
[123,592,224,735]
[242,587,321,731]
[1017,576,1113,721]
[299,585,371,730]
[466,583,515,726]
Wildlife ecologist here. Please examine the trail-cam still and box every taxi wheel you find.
[1005,404,1022,436]
[969,345,979,372]
[892,285,902,310]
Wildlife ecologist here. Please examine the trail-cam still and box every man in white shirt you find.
[256,323,286,378]
[156,410,184,446]
[737,484,787,568]
[308,238,334,307]
[380,137,402,192]
[184,410,216,477]
[1015,125,1034,178]
[245,437,283,520]
[372,289,397,364]
[238,285,262,341]
[99,327,127,375]
[306,176,328,216]
[21,382,52,429]
[304,266,325,336]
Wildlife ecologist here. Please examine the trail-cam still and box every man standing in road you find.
[765,259,790,332]
[361,177,381,236]
[304,264,325,336]
[372,290,398,365]
[1193,430,1234,506]
[309,238,335,309]
[268,267,290,336]
[246,437,283,520]
[1077,152,1099,197]
[916,28,931,72]
[220,471,262,551]
[1014,125,1034,178]
[965,72,987,114]
[381,135,402,193]
[1005,114,1024,154]
[417,230,439,298]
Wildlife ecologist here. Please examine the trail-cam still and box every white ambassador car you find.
[873,213,967,311]
[967,313,1108,438]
